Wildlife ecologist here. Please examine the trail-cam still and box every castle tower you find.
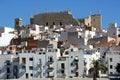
[85,14,102,32]
[14,18,23,33]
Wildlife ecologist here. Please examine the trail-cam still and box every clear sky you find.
[0,0,120,29]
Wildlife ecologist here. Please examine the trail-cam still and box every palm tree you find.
[89,60,107,80]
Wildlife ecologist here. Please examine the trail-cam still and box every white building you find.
[0,27,15,47]
[67,48,84,78]
[57,56,69,78]
[83,48,101,76]
[0,54,18,79]
[106,53,120,75]
[62,48,84,78]
[18,52,46,79]
[17,48,85,79]
[45,48,61,78]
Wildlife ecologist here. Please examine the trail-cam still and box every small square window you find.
[71,63,74,66]
[65,51,69,55]
[61,70,64,74]
[29,58,33,61]
[31,74,33,77]
[110,72,113,74]
[22,65,26,69]
[71,70,73,73]
[110,58,112,62]
[118,34,120,37]
[110,65,113,69]
[29,66,33,70]
[26,73,29,78]
[43,52,45,54]
[61,63,65,69]
[22,58,26,64]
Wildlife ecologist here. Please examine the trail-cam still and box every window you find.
[71,70,74,73]
[29,66,33,70]
[49,57,53,62]
[61,63,65,69]
[75,63,78,69]
[53,22,55,25]
[110,72,113,74]
[61,70,64,74]
[22,58,26,64]
[110,58,112,62]
[110,65,113,69]
[46,22,48,26]
[22,65,26,72]
[43,52,45,54]
[22,65,26,69]
[71,63,74,66]
[5,60,11,65]
[7,75,10,79]
[48,50,51,52]
[75,72,79,77]
[104,52,106,56]
[7,67,10,73]
[29,58,33,61]
[71,49,73,52]
[31,74,33,77]
[102,56,105,58]
[16,52,18,55]
[65,51,69,55]
[16,21,19,25]
[26,73,29,78]
[40,49,43,51]
[60,22,62,26]
[39,52,42,54]
[118,34,120,37]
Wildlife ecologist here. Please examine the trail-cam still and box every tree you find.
[89,60,107,80]
[116,63,120,73]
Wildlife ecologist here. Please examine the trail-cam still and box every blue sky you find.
[0,0,120,29]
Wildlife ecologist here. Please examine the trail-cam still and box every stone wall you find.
[31,11,79,26]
